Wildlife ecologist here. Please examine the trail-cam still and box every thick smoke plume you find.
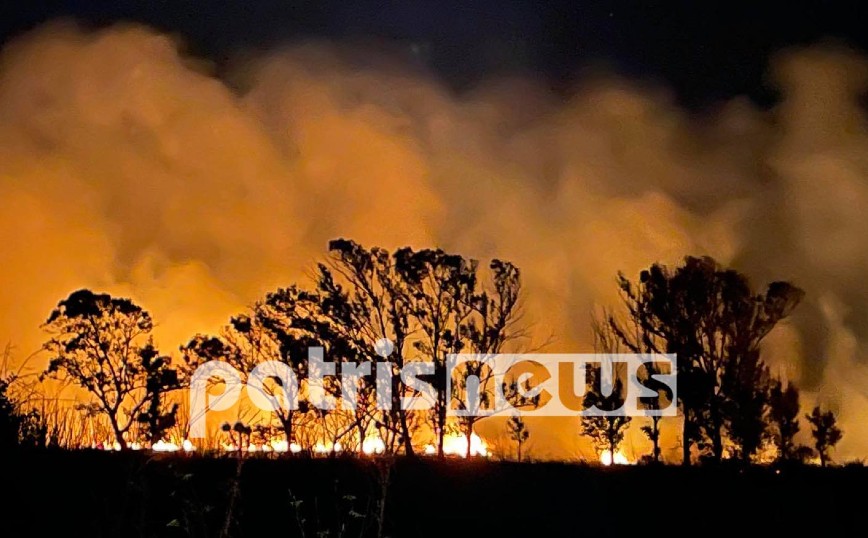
[1,22,866,459]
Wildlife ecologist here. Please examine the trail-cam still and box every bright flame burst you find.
[313,442,344,454]
[599,450,630,466]
[362,436,386,455]
[145,433,490,457]
[152,440,179,452]
[269,440,302,453]
[148,439,196,452]
[425,433,490,457]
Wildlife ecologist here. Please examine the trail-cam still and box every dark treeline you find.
[4,451,867,537]
[0,239,846,466]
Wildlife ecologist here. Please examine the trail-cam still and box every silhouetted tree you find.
[806,406,843,467]
[794,445,817,463]
[136,344,179,444]
[221,421,252,451]
[581,364,631,463]
[506,414,530,462]
[723,353,771,464]
[181,289,327,451]
[260,287,350,448]
[315,239,420,455]
[0,347,22,447]
[641,413,663,464]
[495,377,541,461]
[0,378,19,447]
[396,247,478,457]
[769,379,801,461]
[452,260,524,457]
[609,257,802,464]
[319,239,526,457]
[41,289,180,448]
[594,310,671,463]
[0,378,43,448]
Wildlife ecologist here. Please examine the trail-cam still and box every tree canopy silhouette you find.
[178,240,527,456]
[807,405,843,467]
[15,247,825,466]
[581,362,631,462]
[769,379,801,462]
[0,377,45,449]
[41,289,180,448]
[604,256,803,464]
[507,414,530,462]
[315,239,526,456]
[181,287,332,450]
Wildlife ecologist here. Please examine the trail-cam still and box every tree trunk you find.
[399,411,415,456]
[281,413,293,454]
[652,417,661,463]
[437,400,446,458]
[357,421,366,453]
[109,414,127,450]
[682,408,691,466]
[465,423,473,458]
[395,376,415,456]
[709,403,723,462]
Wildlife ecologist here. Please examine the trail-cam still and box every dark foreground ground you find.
[0,450,862,537]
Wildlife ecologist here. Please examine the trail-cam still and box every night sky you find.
[2,1,867,108]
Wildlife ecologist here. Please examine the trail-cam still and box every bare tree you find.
[452,260,525,457]
[594,309,670,463]
[316,239,420,455]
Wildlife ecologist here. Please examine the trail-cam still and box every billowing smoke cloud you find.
[1,22,866,459]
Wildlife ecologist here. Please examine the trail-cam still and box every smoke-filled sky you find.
[1,3,867,459]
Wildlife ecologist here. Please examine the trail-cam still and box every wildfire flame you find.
[152,440,196,452]
[424,433,490,457]
[314,442,344,454]
[268,440,302,453]
[362,436,386,455]
[599,450,630,466]
[104,433,490,457]
[152,440,179,452]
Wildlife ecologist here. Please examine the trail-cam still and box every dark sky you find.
[1,1,866,108]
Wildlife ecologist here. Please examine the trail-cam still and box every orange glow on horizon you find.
[600,450,630,466]
[425,433,490,457]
